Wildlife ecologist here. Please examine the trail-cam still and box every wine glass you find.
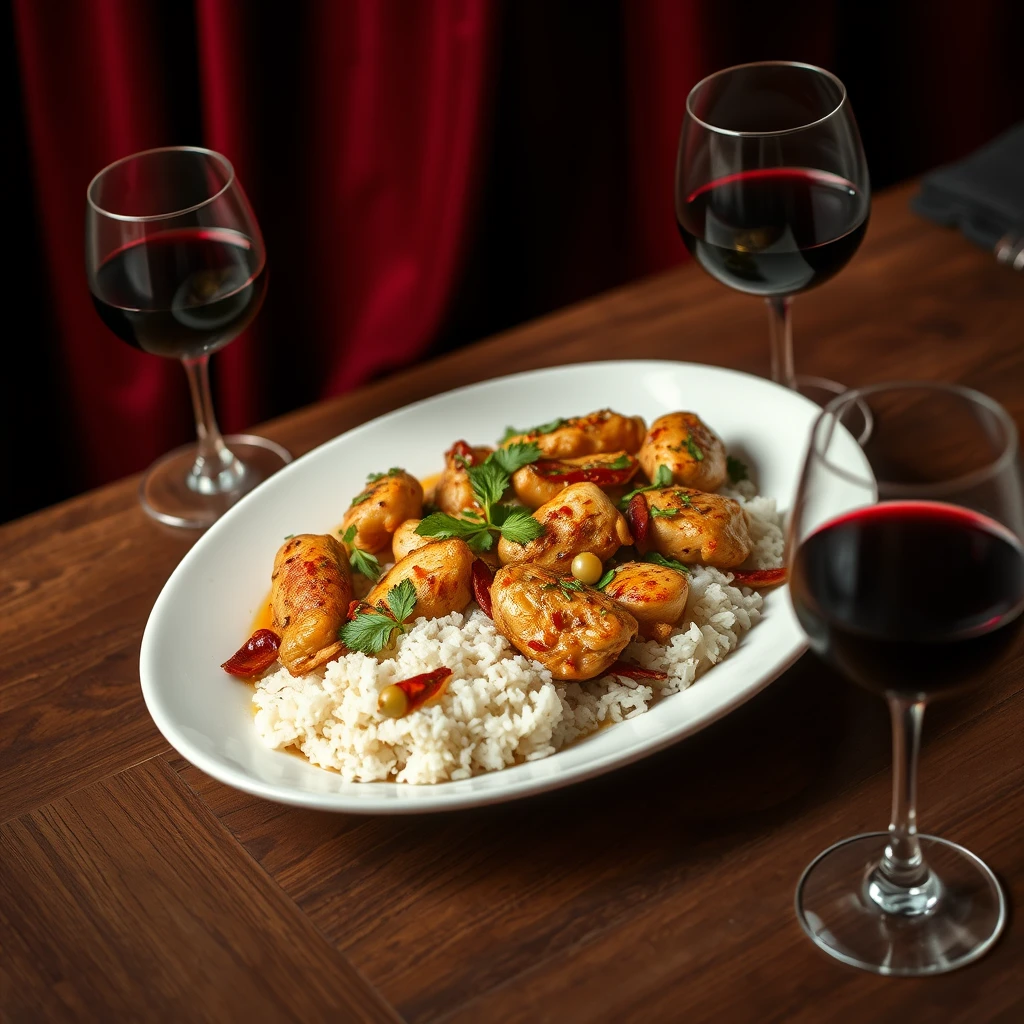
[675,61,873,440]
[787,381,1023,975]
[86,146,291,528]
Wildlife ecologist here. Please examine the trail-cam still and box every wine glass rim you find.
[685,60,848,138]
[86,145,236,222]
[813,380,1020,497]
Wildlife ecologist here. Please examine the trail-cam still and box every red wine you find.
[91,228,266,359]
[677,168,868,297]
[790,502,1024,698]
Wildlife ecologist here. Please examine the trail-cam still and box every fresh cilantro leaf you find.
[650,507,678,518]
[501,417,567,442]
[415,512,493,553]
[366,467,405,483]
[619,464,674,506]
[727,455,749,483]
[466,459,511,509]
[595,567,618,589]
[349,489,374,508]
[386,578,417,623]
[339,524,382,581]
[490,441,542,475]
[491,505,545,545]
[604,454,632,470]
[643,551,691,574]
[340,613,402,654]
[684,434,704,462]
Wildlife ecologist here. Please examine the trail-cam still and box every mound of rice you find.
[253,482,783,784]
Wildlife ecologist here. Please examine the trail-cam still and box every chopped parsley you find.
[500,417,567,443]
[541,578,588,599]
[650,507,679,518]
[349,467,407,507]
[642,551,690,574]
[595,566,619,589]
[619,464,674,507]
[684,434,705,462]
[338,525,382,582]
[340,579,416,654]
[416,443,545,553]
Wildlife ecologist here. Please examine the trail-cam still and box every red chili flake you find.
[471,558,494,618]
[393,667,454,714]
[559,505,573,516]
[551,609,566,630]
[449,440,476,466]
[607,660,668,682]
[221,629,281,678]
[730,567,788,588]
[527,639,549,653]
[626,493,649,549]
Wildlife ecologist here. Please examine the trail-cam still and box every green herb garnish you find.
[416,443,545,553]
[340,579,417,654]
[650,507,679,518]
[349,467,407,507]
[541,578,587,599]
[500,417,567,443]
[595,566,619,589]
[339,525,382,582]
[642,551,691,574]
[619,464,674,507]
[684,434,705,462]
[727,455,749,483]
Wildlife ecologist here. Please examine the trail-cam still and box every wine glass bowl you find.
[675,62,872,434]
[86,146,290,528]
[787,381,1023,975]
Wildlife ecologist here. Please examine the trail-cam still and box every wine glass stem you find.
[880,695,928,886]
[181,355,245,495]
[766,296,797,390]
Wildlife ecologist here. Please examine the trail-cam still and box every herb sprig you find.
[349,467,407,508]
[339,525,382,582]
[642,551,691,574]
[415,443,546,553]
[500,418,567,443]
[618,464,673,507]
[541,578,588,599]
[340,579,416,654]
[684,434,705,462]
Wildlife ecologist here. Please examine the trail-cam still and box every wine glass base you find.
[795,832,1007,976]
[139,434,292,529]
[794,375,874,445]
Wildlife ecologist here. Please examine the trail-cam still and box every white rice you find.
[253,489,783,784]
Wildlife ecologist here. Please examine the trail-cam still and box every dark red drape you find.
[9,0,1023,519]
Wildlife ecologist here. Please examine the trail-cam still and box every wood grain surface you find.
[1,180,1022,1022]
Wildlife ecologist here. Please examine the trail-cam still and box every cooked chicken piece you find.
[638,412,727,492]
[271,534,352,676]
[511,451,640,509]
[436,440,494,515]
[365,539,474,620]
[392,519,431,562]
[503,409,646,459]
[491,562,638,680]
[497,482,633,569]
[642,488,751,569]
[340,469,423,554]
[602,561,689,642]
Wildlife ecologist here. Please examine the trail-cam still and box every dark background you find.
[6,0,1022,524]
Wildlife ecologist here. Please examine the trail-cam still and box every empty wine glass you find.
[787,381,1023,974]
[676,61,873,440]
[86,146,291,528]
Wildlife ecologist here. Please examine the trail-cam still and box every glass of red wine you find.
[86,146,291,528]
[788,381,1023,975]
[676,62,872,439]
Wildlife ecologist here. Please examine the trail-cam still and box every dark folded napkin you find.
[911,122,1023,269]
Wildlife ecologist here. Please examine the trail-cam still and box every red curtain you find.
[10,0,1023,506]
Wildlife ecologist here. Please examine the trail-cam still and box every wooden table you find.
[2,180,1022,1023]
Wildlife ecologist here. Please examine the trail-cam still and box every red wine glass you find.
[86,146,291,528]
[676,61,872,440]
[787,381,1023,975]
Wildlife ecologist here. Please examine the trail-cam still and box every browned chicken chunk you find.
[271,534,353,676]
[602,561,690,642]
[642,488,751,569]
[511,451,640,509]
[638,412,727,492]
[365,539,475,620]
[435,440,494,515]
[491,562,638,680]
[497,482,633,568]
[392,519,431,562]
[340,469,423,554]
[502,409,646,459]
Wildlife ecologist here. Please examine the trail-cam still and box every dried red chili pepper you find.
[378,667,454,718]
[730,567,788,588]
[221,629,281,678]
[532,457,637,487]
[471,558,494,618]
[626,492,650,549]
[607,660,668,682]
[527,639,550,653]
